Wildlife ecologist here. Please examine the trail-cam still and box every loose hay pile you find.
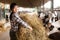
[16,13,50,40]
[0,19,6,31]
[0,19,10,32]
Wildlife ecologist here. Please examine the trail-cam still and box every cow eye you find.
[58,28,60,31]
[49,25,54,31]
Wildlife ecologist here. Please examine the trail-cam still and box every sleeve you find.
[14,14,31,29]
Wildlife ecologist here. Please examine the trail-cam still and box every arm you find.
[14,14,32,30]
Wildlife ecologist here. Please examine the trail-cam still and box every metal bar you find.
[51,0,54,13]
[43,0,45,13]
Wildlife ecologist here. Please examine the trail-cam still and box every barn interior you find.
[0,0,60,40]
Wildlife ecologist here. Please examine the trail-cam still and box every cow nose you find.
[49,32,60,40]
[58,28,60,31]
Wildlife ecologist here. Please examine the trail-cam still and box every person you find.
[10,3,33,40]
[6,14,8,22]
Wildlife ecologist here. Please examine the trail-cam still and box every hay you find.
[16,13,50,40]
[0,19,6,31]
[0,19,10,32]
[0,19,6,26]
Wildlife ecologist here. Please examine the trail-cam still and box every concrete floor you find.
[0,30,10,40]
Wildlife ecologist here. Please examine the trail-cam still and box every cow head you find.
[47,20,60,40]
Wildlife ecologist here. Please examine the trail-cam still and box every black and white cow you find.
[47,20,60,40]
[38,12,49,27]
[49,11,58,23]
[38,11,60,40]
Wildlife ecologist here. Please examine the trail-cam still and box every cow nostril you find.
[58,28,60,31]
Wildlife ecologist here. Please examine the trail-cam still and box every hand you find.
[28,27,33,31]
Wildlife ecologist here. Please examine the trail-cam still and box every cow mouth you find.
[48,32,60,40]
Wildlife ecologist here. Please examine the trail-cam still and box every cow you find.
[47,20,60,40]
[49,11,58,23]
[38,11,49,27]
